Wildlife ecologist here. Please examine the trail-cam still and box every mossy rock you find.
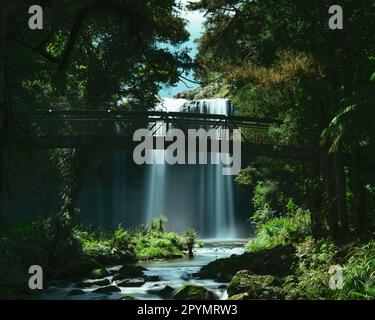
[227,292,250,300]
[76,278,110,289]
[120,295,138,300]
[117,278,145,288]
[197,245,296,281]
[173,285,217,300]
[89,268,109,279]
[112,273,128,282]
[117,265,146,278]
[69,289,86,296]
[55,259,104,280]
[147,285,175,298]
[145,275,160,282]
[92,285,121,294]
[227,270,283,299]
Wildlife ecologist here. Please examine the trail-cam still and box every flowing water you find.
[74,98,245,238]
[144,98,237,239]
[41,240,246,300]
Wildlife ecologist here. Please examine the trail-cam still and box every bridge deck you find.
[14,110,315,161]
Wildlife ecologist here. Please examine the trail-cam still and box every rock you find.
[117,278,145,288]
[197,245,296,281]
[218,285,227,289]
[55,259,104,280]
[145,275,160,282]
[227,292,250,300]
[120,296,138,300]
[89,268,109,279]
[112,273,128,282]
[227,270,283,299]
[69,289,86,296]
[76,279,111,289]
[117,265,147,278]
[92,285,121,294]
[173,285,217,300]
[147,285,175,298]
[181,272,192,281]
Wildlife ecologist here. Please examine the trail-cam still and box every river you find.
[41,240,245,300]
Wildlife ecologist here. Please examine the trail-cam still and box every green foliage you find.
[192,0,375,237]
[133,230,184,260]
[246,209,311,253]
[150,215,168,233]
[74,226,135,265]
[246,213,375,300]
[234,167,257,187]
[283,239,338,299]
[7,0,193,111]
[250,179,301,226]
[75,216,189,261]
[184,228,199,257]
[341,241,375,299]
[0,217,82,299]
[284,239,375,300]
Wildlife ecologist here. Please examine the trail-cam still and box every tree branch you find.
[11,37,60,63]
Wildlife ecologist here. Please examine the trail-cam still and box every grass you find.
[0,215,196,299]
[245,207,375,300]
[246,209,311,253]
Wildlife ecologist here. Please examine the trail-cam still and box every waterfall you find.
[144,98,237,239]
[77,98,239,239]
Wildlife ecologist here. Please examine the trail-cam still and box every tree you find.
[190,0,375,239]
[151,215,168,233]
[2,0,193,221]
[184,228,198,258]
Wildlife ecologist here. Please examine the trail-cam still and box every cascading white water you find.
[77,98,239,239]
[144,98,237,239]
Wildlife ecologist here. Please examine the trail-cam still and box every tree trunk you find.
[321,150,339,239]
[333,153,348,232]
[352,144,367,234]
[309,160,324,239]
[188,245,194,258]
[59,148,87,224]
[0,6,7,215]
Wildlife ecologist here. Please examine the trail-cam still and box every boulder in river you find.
[69,289,86,296]
[197,245,296,281]
[147,285,175,298]
[227,270,284,300]
[117,278,145,288]
[92,285,121,294]
[89,268,109,279]
[173,285,217,300]
[55,259,104,280]
[120,295,138,300]
[145,275,160,282]
[117,265,147,278]
[76,278,111,289]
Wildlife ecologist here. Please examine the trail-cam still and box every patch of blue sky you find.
[158,0,205,98]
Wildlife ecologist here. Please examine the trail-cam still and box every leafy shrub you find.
[250,180,300,226]
[283,238,338,299]
[74,226,135,264]
[133,231,184,260]
[340,241,375,300]
[246,209,311,253]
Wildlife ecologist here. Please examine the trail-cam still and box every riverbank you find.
[2,210,375,300]
[195,211,375,300]
[0,215,200,299]
[41,240,246,300]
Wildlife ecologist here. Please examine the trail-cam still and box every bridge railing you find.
[14,110,289,148]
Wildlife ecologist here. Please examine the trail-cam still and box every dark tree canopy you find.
[4,0,193,110]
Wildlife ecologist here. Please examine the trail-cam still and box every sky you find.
[158,1,205,98]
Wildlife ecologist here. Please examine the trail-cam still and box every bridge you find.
[13,110,316,161]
